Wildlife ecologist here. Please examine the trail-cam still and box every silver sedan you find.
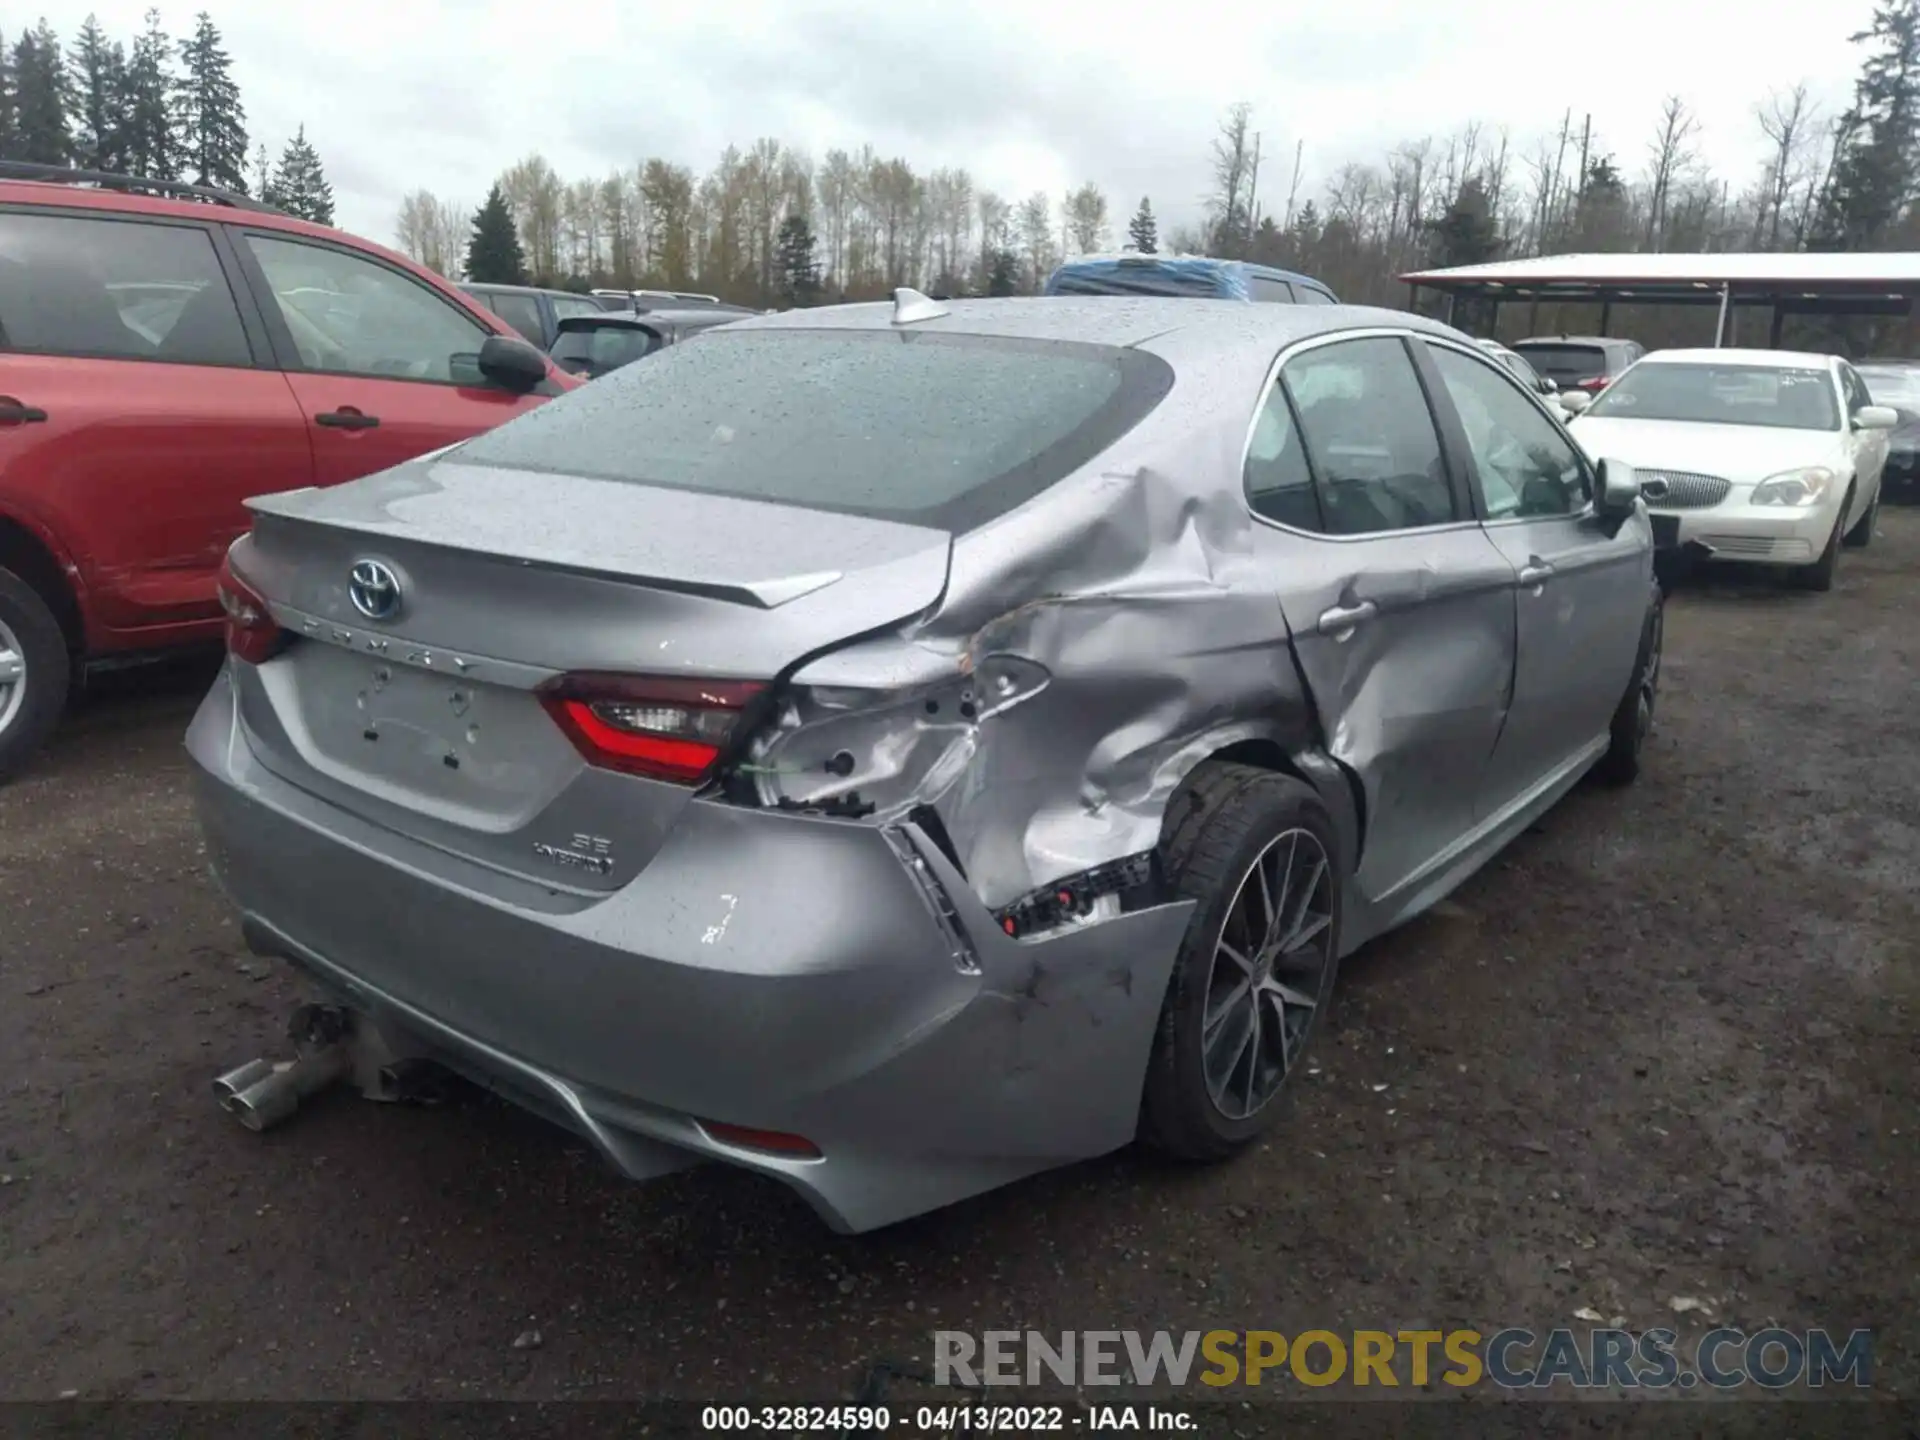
[189,293,1663,1232]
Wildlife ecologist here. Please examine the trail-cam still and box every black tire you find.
[1791,502,1845,592]
[1595,585,1663,787]
[1139,762,1342,1161]
[0,565,70,784]
[1843,485,1879,548]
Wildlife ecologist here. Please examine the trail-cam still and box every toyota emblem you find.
[347,559,402,621]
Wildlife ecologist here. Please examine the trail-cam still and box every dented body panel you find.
[187,296,1655,1228]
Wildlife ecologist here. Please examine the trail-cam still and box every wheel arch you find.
[0,511,84,657]
[1161,729,1365,886]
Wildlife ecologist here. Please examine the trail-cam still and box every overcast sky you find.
[46,0,1878,248]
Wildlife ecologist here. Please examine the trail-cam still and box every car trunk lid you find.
[228,455,953,891]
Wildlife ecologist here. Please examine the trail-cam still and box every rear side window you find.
[451,329,1174,531]
[551,322,662,377]
[1246,276,1296,304]
[1514,343,1609,384]
[1280,336,1456,535]
[489,293,547,345]
[0,212,250,367]
[1295,286,1336,305]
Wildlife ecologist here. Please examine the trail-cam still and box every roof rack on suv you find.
[0,160,286,215]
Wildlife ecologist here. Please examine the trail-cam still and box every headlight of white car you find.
[1751,466,1836,506]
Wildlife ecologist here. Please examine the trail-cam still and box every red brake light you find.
[539,673,765,785]
[217,553,289,665]
[699,1120,822,1159]
[1579,376,1610,392]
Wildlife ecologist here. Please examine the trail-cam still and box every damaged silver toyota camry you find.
[188,292,1664,1233]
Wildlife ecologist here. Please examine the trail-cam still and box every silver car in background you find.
[189,294,1663,1232]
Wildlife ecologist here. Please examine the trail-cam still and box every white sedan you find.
[1565,348,1893,591]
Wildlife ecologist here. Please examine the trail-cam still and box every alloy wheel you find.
[1636,605,1664,745]
[1202,828,1336,1122]
[0,617,26,739]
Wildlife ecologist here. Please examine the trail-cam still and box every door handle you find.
[1517,560,1554,587]
[0,398,48,424]
[315,409,381,430]
[1316,599,1378,637]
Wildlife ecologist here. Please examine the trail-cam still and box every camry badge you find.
[347,559,402,621]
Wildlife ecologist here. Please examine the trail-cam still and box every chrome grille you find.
[1638,469,1731,510]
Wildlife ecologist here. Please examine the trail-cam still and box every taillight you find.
[1578,376,1610,392]
[217,553,289,665]
[539,673,765,785]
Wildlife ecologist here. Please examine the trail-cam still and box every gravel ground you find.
[1,512,1914,1404]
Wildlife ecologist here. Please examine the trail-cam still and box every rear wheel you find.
[1843,485,1879,548]
[1140,763,1342,1161]
[0,566,70,784]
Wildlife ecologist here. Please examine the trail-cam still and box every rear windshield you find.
[1512,343,1609,382]
[1045,263,1227,298]
[1585,362,1840,431]
[551,321,661,377]
[449,329,1174,530]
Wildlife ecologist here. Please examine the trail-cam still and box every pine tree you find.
[176,11,248,192]
[467,184,527,284]
[272,126,333,224]
[1427,177,1502,269]
[986,248,1019,296]
[122,9,179,179]
[1813,0,1920,250]
[10,22,72,165]
[775,212,820,306]
[1127,197,1158,254]
[67,16,128,172]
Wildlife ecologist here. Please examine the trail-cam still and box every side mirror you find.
[456,334,549,394]
[1559,390,1592,415]
[1595,458,1640,520]
[1540,377,1559,394]
[1854,403,1899,431]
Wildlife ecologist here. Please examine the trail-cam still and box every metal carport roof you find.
[1398,252,1920,345]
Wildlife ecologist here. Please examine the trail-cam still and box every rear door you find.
[0,207,311,641]
[1419,337,1647,813]
[1254,332,1519,909]
[232,231,549,487]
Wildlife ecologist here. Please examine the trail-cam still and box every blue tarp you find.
[1043,257,1247,300]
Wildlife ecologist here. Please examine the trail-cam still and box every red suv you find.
[0,163,575,780]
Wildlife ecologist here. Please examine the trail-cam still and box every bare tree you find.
[1016,191,1055,290]
[1643,96,1701,250]
[1755,84,1820,250]
[1208,102,1256,255]
[1062,181,1110,254]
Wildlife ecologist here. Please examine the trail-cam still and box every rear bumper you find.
[186,666,1191,1233]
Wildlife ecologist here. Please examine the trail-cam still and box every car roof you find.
[560,308,741,328]
[461,282,594,301]
[721,295,1461,363]
[1634,347,1837,368]
[1513,335,1633,347]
